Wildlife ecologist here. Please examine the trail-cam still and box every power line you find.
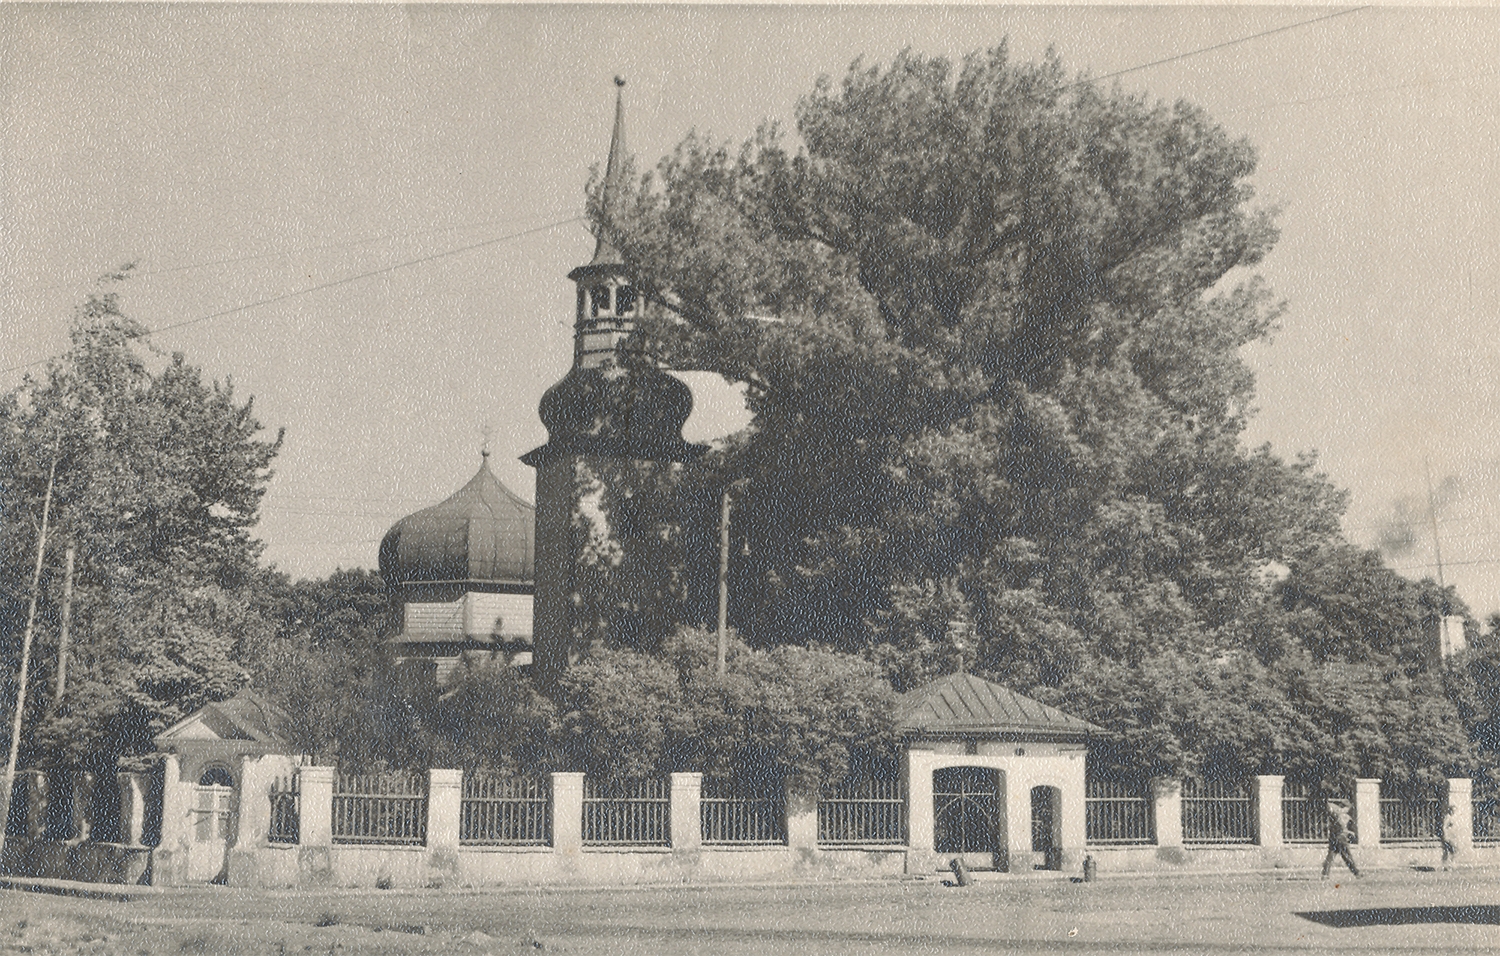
[1065,7,1370,90]
[1221,66,1499,117]
[6,210,583,298]
[0,215,587,376]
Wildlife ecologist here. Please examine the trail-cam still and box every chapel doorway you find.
[933,766,1003,870]
[188,766,237,883]
[1031,785,1062,870]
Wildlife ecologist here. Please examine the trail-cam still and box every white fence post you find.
[551,772,584,859]
[1153,779,1183,848]
[298,766,334,847]
[427,769,463,851]
[1255,775,1284,848]
[69,771,94,843]
[670,772,702,851]
[1353,778,1381,846]
[116,771,148,846]
[23,769,48,839]
[1448,778,1473,859]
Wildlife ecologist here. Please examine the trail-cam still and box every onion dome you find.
[379,453,535,589]
[523,361,701,465]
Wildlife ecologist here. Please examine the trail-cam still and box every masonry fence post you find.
[1153,779,1183,849]
[22,769,48,839]
[670,772,702,852]
[116,771,147,846]
[1448,777,1473,859]
[784,778,819,860]
[1255,775,1284,848]
[1353,778,1381,847]
[425,768,463,884]
[551,772,585,861]
[69,770,94,844]
[155,754,192,884]
[298,766,333,847]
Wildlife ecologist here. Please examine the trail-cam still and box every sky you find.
[2,4,1499,613]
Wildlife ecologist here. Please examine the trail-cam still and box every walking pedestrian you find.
[1440,803,1458,871]
[1322,798,1360,879]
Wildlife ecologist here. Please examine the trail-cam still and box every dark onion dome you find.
[379,454,535,589]
[521,358,705,466]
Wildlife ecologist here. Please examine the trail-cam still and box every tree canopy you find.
[0,277,283,767]
[587,46,1475,783]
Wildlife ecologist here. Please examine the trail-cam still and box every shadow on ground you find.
[1296,906,1500,928]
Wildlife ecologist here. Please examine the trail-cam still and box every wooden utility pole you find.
[52,542,75,705]
[717,488,731,676]
[0,455,58,859]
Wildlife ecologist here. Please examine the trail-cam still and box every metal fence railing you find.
[817,775,905,846]
[1280,781,1349,844]
[1474,793,1500,845]
[582,777,670,846]
[332,772,427,846]
[1085,776,1155,845]
[268,773,300,844]
[1181,777,1254,844]
[1380,784,1442,843]
[700,778,786,846]
[460,774,551,846]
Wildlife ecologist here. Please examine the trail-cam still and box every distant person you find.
[1441,803,1458,871]
[1322,799,1360,879]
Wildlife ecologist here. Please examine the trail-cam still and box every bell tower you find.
[522,77,706,682]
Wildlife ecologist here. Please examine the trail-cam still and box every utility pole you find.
[52,541,75,706]
[1424,458,1446,589]
[717,487,731,676]
[0,455,58,859]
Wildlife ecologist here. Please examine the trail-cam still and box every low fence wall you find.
[9,759,1498,887]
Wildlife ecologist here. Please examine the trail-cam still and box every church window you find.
[590,285,612,317]
[615,285,637,315]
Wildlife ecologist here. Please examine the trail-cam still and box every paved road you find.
[4,867,1499,954]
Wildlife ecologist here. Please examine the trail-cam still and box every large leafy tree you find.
[589,46,1470,779]
[0,276,283,767]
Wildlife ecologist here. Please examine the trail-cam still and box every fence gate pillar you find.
[903,750,935,874]
[1255,775,1284,848]
[670,772,702,852]
[155,754,193,884]
[1447,778,1473,858]
[23,769,48,839]
[426,769,463,882]
[1152,779,1183,848]
[1353,778,1381,846]
[785,780,819,858]
[551,773,585,859]
[116,772,148,846]
[298,767,334,847]
[70,771,95,843]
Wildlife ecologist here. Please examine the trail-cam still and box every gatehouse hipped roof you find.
[897,673,1100,742]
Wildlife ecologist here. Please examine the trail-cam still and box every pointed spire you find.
[589,76,628,266]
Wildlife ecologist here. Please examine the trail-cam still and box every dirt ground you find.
[5,867,1500,955]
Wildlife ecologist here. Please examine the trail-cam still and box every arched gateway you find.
[899,673,1099,875]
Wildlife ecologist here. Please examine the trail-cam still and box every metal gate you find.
[934,766,998,855]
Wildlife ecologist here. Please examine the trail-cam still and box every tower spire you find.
[589,76,629,267]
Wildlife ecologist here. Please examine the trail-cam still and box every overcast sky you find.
[3,4,1498,614]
